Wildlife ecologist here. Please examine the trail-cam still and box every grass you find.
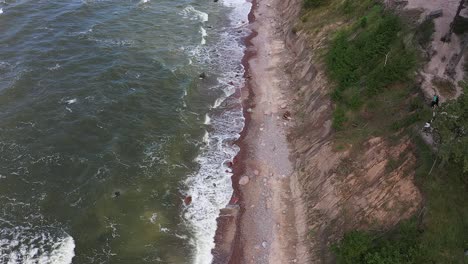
[304,0,329,9]
[326,4,417,131]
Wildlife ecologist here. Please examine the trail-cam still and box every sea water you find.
[0,0,251,263]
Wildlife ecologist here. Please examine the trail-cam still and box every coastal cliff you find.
[213,0,468,263]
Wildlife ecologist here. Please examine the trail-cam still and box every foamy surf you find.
[183,0,251,263]
[200,27,207,45]
[180,6,208,23]
[204,114,211,125]
[0,227,75,264]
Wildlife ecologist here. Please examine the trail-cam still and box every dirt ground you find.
[405,0,465,100]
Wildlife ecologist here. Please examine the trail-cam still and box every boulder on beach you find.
[239,176,250,185]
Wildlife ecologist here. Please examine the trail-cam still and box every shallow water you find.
[0,0,250,263]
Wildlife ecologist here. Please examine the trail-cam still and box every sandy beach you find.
[213,0,308,263]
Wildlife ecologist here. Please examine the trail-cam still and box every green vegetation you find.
[433,86,468,172]
[334,136,468,263]
[415,19,435,48]
[333,221,428,264]
[326,5,416,129]
[299,0,468,262]
[304,0,328,9]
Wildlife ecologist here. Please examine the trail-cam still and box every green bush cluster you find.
[304,0,328,9]
[415,19,435,48]
[333,222,427,264]
[326,7,416,129]
[433,85,468,172]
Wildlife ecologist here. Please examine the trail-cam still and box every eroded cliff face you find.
[277,1,423,263]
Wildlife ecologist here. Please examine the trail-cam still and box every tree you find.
[433,87,468,172]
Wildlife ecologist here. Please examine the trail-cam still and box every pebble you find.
[239,176,250,185]
[280,103,287,109]
[259,127,264,131]
[254,170,260,176]
[262,241,267,248]
[247,108,253,113]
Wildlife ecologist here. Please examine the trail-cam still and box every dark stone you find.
[199,72,207,79]
[114,191,121,197]
[426,9,443,20]
[184,195,192,205]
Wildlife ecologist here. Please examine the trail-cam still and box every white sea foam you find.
[150,213,158,224]
[180,6,208,23]
[204,114,211,125]
[202,131,209,145]
[48,64,61,71]
[183,1,251,264]
[0,227,75,264]
[200,27,207,45]
[0,8,3,15]
[65,98,77,105]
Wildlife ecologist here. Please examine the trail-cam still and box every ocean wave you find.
[182,1,251,263]
[0,226,75,264]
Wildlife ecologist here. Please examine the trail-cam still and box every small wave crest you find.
[180,6,208,23]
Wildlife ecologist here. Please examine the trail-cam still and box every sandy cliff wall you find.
[276,1,423,263]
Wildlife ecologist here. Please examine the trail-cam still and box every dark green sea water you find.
[0,0,250,263]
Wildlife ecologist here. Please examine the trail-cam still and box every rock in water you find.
[199,72,206,79]
[184,195,192,205]
[239,176,250,185]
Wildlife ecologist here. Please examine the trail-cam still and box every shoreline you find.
[212,0,305,263]
[211,0,258,262]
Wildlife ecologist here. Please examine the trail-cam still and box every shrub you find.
[327,11,415,99]
[433,86,468,172]
[333,231,372,264]
[360,16,368,28]
[304,0,328,9]
[333,107,347,130]
[333,221,427,264]
[416,19,435,48]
